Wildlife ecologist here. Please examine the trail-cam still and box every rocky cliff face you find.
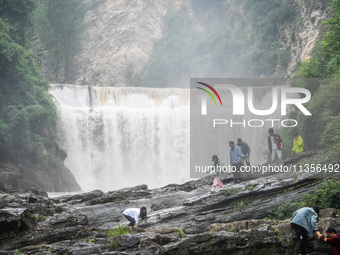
[1,153,339,254]
[71,0,167,87]
[287,0,331,74]
[0,160,80,193]
[0,148,81,193]
[66,0,331,87]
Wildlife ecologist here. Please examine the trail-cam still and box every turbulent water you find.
[49,84,190,192]
[49,84,290,192]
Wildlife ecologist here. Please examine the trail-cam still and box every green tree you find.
[295,79,340,152]
[35,0,86,82]
[288,0,340,157]
[0,0,35,45]
[244,0,297,75]
[321,0,340,77]
[321,115,340,161]
[0,1,57,162]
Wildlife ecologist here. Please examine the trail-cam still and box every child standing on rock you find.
[209,155,227,192]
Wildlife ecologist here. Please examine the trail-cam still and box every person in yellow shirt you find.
[292,133,304,155]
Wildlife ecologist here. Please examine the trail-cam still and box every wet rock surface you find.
[1,169,339,254]
[0,160,81,193]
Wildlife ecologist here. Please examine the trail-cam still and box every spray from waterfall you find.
[49,84,190,192]
[49,84,290,192]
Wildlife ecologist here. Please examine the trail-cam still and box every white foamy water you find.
[49,85,190,192]
[49,84,293,192]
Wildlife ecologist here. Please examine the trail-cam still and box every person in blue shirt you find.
[229,141,242,183]
[237,138,251,167]
[291,205,321,255]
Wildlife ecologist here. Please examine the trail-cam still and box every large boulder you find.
[0,160,81,192]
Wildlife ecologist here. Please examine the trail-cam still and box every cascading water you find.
[49,84,190,192]
[49,84,291,192]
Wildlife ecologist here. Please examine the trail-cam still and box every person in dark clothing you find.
[123,206,147,227]
[316,227,340,255]
[237,138,250,167]
[291,205,321,255]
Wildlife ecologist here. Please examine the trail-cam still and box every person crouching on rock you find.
[123,206,147,228]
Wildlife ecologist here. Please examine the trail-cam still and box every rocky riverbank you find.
[1,163,339,254]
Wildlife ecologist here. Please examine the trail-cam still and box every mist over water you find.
[49,84,190,192]
[43,2,305,192]
[190,84,289,178]
[49,83,292,191]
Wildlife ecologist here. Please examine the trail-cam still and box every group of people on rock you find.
[121,203,340,255]
[121,129,318,252]
[210,138,251,192]
[121,137,338,255]
[291,205,340,255]
[121,205,339,255]
[122,201,339,255]
[209,128,305,192]
[268,128,305,165]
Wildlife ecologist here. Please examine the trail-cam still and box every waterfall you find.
[49,84,292,191]
[49,84,190,192]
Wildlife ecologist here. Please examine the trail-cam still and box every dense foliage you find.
[279,0,340,162]
[244,0,296,75]
[34,0,86,82]
[296,0,340,77]
[274,179,340,220]
[0,0,57,163]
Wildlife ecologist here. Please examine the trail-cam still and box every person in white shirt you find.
[123,206,147,227]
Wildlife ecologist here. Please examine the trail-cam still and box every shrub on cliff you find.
[274,179,340,220]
